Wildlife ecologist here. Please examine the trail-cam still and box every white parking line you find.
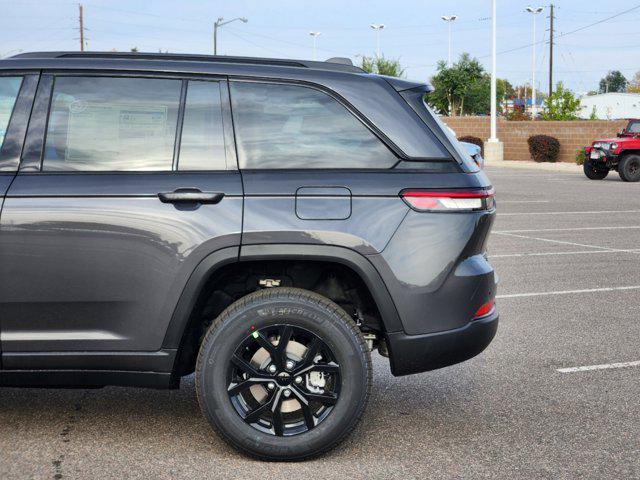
[499,209,640,216]
[497,285,640,299]
[490,250,639,259]
[557,360,640,374]
[493,231,635,254]
[498,200,550,204]
[494,226,640,234]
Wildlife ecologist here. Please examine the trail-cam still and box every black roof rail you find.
[9,51,364,73]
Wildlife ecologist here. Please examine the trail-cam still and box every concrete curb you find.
[487,160,581,172]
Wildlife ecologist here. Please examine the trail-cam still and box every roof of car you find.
[7,51,365,74]
[1,51,431,93]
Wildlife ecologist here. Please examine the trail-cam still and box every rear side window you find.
[0,76,23,150]
[178,81,226,170]
[230,82,397,169]
[43,76,181,171]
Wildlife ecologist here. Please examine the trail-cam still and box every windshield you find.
[626,120,640,134]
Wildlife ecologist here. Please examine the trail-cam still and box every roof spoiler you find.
[382,76,434,93]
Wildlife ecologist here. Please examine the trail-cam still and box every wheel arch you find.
[162,244,402,377]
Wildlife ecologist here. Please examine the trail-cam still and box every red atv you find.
[583,119,640,182]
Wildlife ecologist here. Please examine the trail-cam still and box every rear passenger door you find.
[0,73,242,361]
[229,80,409,255]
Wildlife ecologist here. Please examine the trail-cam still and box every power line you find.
[479,3,640,59]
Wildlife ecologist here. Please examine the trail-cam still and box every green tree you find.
[598,70,627,93]
[463,74,506,115]
[428,53,485,115]
[359,55,404,77]
[540,82,581,120]
[428,53,504,115]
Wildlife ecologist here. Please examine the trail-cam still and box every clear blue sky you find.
[1,0,638,94]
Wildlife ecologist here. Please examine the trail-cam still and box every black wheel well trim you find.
[161,244,403,353]
[238,244,403,333]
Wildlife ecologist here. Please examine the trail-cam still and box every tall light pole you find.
[526,6,544,118]
[485,0,503,163]
[441,15,458,67]
[213,16,248,55]
[309,31,321,61]
[370,24,385,58]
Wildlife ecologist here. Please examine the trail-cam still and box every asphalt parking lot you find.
[1,164,639,480]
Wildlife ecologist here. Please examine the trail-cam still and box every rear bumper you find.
[385,310,498,376]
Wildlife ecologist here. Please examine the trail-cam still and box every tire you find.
[195,287,372,461]
[618,154,640,182]
[583,159,609,180]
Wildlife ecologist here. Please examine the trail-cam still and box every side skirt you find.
[0,370,177,389]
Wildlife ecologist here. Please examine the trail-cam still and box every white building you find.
[579,93,640,120]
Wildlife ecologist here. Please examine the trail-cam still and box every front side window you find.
[0,76,23,150]
[43,76,181,171]
[178,80,226,170]
[230,82,397,169]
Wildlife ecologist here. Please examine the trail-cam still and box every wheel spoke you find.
[293,337,321,373]
[275,325,293,365]
[230,354,266,378]
[309,362,340,375]
[227,378,265,396]
[300,402,316,430]
[270,389,285,436]
[272,406,284,436]
[254,332,280,367]
[304,392,338,406]
[244,398,274,424]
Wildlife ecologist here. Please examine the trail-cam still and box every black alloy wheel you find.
[227,324,341,437]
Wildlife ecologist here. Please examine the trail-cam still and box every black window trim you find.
[19,70,236,175]
[0,72,39,173]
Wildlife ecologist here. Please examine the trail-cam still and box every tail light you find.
[473,299,495,319]
[400,188,495,212]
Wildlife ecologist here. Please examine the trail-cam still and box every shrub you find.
[458,135,483,155]
[506,107,531,121]
[527,135,560,163]
[575,148,586,165]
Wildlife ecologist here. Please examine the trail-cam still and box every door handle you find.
[158,188,225,205]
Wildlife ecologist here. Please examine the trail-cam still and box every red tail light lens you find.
[473,299,495,319]
[401,188,495,212]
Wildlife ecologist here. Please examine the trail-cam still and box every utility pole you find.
[548,3,554,97]
[78,4,85,52]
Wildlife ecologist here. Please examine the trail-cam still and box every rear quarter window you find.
[230,81,397,169]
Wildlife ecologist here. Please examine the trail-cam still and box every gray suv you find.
[0,52,498,460]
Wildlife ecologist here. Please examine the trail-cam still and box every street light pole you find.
[309,31,321,61]
[441,15,458,67]
[370,24,385,58]
[213,16,248,55]
[526,6,544,119]
[490,1,497,142]
[484,0,503,163]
